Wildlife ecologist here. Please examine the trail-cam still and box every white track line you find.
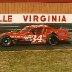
[0,26,19,27]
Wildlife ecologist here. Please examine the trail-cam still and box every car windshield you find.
[22,26,31,31]
[30,27,43,34]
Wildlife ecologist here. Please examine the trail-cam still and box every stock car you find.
[0,25,69,46]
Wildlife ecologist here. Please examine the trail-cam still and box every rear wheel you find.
[47,34,59,45]
[0,35,12,47]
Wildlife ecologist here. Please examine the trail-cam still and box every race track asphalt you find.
[0,42,72,51]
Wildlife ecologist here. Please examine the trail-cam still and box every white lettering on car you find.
[32,35,42,42]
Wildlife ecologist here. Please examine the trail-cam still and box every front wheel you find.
[46,34,59,45]
[0,35,12,47]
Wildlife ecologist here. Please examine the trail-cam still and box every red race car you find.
[0,25,69,46]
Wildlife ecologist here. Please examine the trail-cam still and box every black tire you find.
[0,35,12,47]
[46,34,59,45]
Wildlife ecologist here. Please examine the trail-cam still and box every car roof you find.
[29,25,48,28]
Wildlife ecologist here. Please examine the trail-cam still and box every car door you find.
[30,27,43,44]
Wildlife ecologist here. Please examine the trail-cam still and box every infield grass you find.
[0,49,72,72]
